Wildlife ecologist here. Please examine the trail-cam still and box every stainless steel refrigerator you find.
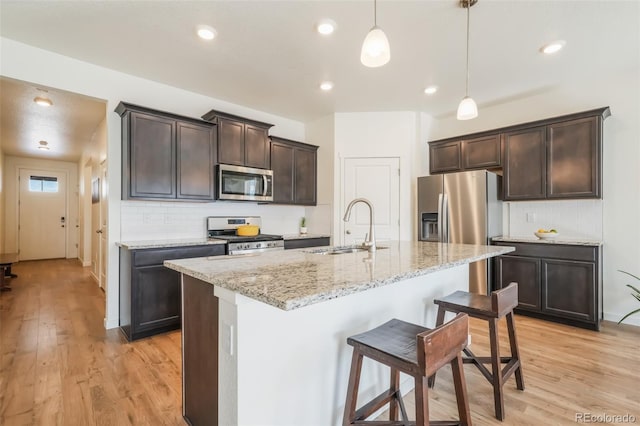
[417,170,502,295]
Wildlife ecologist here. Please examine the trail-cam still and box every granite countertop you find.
[492,236,602,247]
[117,238,227,249]
[282,233,331,240]
[164,241,514,311]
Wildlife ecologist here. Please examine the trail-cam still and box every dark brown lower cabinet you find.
[182,275,218,426]
[283,237,330,250]
[119,244,225,341]
[493,241,601,330]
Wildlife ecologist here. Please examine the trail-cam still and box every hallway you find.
[0,259,184,425]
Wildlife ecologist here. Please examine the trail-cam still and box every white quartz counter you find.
[492,236,602,247]
[116,238,227,249]
[164,241,514,311]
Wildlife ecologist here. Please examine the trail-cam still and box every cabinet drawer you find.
[133,245,225,267]
[493,242,596,262]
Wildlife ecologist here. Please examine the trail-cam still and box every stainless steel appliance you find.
[218,164,273,202]
[417,170,502,295]
[207,216,284,255]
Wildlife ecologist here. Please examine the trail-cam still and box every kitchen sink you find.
[305,245,387,255]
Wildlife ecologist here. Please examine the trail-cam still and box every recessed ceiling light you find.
[34,96,53,107]
[196,25,217,41]
[37,140,50,150]
[316,19,337,35]
[424,86,438,95]
[320,81,334,91]
[540,40,566,54]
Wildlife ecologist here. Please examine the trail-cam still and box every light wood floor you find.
[1,259,639,425]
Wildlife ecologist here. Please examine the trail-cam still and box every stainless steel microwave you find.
[217,164,273,202]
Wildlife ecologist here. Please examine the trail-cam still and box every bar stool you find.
[343,313,472,426]
[430,282,524,421]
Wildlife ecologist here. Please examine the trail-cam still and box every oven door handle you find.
[262,175,269,197]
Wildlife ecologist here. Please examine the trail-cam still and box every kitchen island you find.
[164,241,514,426]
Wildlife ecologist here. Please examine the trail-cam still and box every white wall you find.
[3,156,79,259]
[121,201,304,241]
[506,200,602,241]
[78,116,108,267]
[305,114,335,238]
[1,37,306,329]
[430,70,640,325]
[333,112,425,243]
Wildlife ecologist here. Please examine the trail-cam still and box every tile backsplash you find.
[506,199,603,240]
[120,201,306,241]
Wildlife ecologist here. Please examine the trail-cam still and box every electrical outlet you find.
[526,213,536,223]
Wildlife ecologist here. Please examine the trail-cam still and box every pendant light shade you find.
[457,0,478,120]
[361,0,390,67]
[457,96,478,120]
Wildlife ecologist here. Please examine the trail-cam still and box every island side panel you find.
[220,264,468,426]
[182,275,218,425]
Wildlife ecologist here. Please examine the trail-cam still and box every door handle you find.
[262,175,268,196]
[96,229,103,234]
[346,230,351,235]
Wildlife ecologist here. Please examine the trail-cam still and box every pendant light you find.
[457,0,478,120]
[360,0,390,67]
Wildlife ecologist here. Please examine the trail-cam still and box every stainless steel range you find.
[207,216,284,255]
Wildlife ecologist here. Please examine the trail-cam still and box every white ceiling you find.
[0,1,638,160]
[0,77,106,162]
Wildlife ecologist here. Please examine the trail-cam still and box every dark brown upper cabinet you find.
[463,134,501,170]
[546,117,599,199]
[429,133,501,174]
[429,140,462,173]
[116,102,216,201]
[270,136,318,205]
[503,126,547,200]
[429,107,610,201]
[201,110,274,170]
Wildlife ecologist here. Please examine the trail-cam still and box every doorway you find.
[18,168,67,260]
[91,160,108,289]
[342,157,400,246]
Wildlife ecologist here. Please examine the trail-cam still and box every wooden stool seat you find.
[343,314,472,426]
[431,283,524,421]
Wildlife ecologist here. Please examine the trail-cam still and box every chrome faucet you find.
[343,198,376,252]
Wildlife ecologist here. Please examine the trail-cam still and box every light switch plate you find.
[526,213,536,223]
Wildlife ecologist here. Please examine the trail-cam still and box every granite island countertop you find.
[492,236,602,247]
[164,241,514,311]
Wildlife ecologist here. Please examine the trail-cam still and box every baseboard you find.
[104,317,119,330]
[603,312,640,327]
[90,271,99,284]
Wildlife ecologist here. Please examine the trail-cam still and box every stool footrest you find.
[354,389,401,422]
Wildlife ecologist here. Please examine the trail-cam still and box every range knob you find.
[257,243,263,248]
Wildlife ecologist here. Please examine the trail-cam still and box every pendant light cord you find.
[465,2,471,97]
[374,0,377,26]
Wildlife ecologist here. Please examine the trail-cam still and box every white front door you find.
[342,157,400,246]
[18,168,67,260]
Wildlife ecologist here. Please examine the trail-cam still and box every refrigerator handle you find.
[437,193,443,242]
[442,193,449,243]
